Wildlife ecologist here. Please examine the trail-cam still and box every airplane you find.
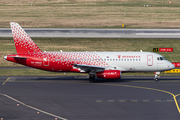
[4,22,175,82]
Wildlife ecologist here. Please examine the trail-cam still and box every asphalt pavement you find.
[0,76,180,120]
[1,28,180,38]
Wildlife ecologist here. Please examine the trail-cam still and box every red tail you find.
[10,22,42,54]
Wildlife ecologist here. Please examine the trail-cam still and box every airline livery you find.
[4,22,174,82]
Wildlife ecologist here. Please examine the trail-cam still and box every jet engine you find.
[96,70,121,79]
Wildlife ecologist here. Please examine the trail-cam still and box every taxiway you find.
[0,76,180,120]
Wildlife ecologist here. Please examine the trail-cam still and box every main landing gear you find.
[89,75,95,83]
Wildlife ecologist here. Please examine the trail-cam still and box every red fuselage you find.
[7,52,108,72]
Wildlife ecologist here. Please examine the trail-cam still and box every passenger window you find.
[127,59,129,61]
[104,59,106,61]
[157,57,159,60]
[121,59,123,61]
[107,59,109,61]
[124,59,126,61]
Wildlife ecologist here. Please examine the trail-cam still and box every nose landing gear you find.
[154,72,160,82]
[154,78,159,82]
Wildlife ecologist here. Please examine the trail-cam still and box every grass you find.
[0,69,88,76]
[0,0,180,28]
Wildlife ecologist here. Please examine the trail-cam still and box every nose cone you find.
[4,55,7,60]
[169,63,175,69]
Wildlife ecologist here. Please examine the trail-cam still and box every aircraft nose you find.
[4,55,7,60]
[169,63,175,69]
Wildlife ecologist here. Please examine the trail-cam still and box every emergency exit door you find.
[147,55,153,66]
[43,57,49,66]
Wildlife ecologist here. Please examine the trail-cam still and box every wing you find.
[72,64,128,73]
[73,64,105,73]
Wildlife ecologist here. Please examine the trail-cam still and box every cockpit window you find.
[162,57,167,60]
[157,57,167,61]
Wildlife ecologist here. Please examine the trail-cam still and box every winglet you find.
[10,22,42,54]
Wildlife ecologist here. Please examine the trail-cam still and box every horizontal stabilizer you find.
[8,56,28,59]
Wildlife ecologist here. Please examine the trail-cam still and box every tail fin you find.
[10,22,42,54]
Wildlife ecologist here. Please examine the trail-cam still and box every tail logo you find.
[10,22,42,54]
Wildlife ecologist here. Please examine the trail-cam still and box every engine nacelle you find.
[96,70,121,79]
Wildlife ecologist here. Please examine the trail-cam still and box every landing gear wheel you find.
[89,75,95,83]
[155,78,158,82]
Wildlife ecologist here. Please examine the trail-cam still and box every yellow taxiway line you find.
[3,80,180,114]
[96,83,180,114]
[2,77,10,85]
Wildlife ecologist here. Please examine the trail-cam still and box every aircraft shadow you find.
[33,76,180,83]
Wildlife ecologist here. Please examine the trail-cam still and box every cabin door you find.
[147,55,153,66]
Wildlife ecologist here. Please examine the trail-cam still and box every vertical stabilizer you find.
[10,22,42,54]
